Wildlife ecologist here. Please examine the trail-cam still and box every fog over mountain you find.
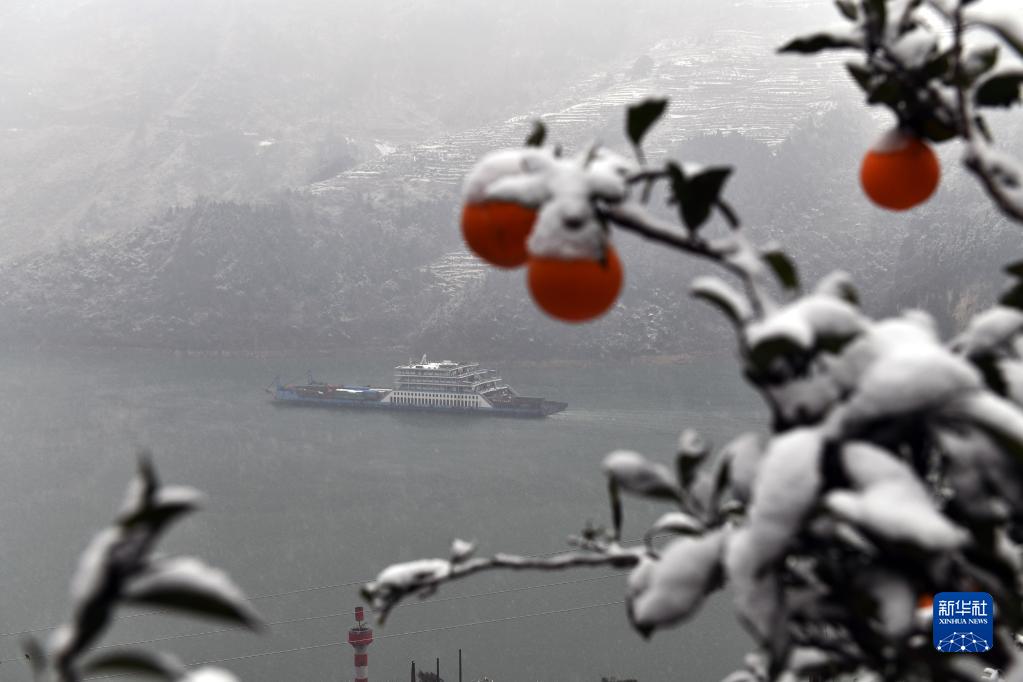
[0,0,1018,357]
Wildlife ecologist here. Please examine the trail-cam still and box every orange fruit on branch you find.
[860,130,940,211]
[527,246,623,323]
[461,201,538,268]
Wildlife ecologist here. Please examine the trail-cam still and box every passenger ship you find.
[270,356,567,418]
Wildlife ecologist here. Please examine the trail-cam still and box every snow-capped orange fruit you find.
[860,130,940,211]
[461,201,538,268]
[527,246,623,323]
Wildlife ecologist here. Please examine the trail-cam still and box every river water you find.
[0,348,766,681]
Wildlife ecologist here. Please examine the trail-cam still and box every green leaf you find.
[975,71,1023,108]
[778,32,860,54]
[762,249,800,291]
[846,62,874,92]
[866,75,904,106]
[626,98,668,149]
[82,650,185,680]
[681,167,733,231]
[1005,260,1023,278]
[920,115,958,142]
[923,49,953,80]
[1001,283,1023,311]
[835,0,858,21]
[125,558,262,630]
[748,335,805,373]
[524,120,546,147]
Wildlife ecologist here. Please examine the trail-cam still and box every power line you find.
[91,599,626,679]
[0,572,628,664]
[0,540,644,641]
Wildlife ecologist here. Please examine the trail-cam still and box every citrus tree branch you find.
[364,545,643,622]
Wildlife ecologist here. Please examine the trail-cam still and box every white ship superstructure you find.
[382,356,513,410]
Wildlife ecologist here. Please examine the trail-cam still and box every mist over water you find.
[0,349,762,681]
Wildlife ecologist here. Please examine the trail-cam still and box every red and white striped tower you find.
[348,607,374,682]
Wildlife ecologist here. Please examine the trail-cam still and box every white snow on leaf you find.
[825,442,968,550]
[838,340,981,431]
[1000,359,1023,406]
[483,174,551,208]
[450,538,476,562]
[185,667,240,682]
[602,450,679,500]
[589,147,639,179]
[776,646,835,682]
[727,428,824,577]
[370,558,451,592]
[627,529,726,632]
[650,511,705,536]
[524,155,624,260]
[862,569,915,638]
[677,428,710,460]
[890,27,938,70]
[462,148,555,203]
[726,428,823,637]
[952,306,1023,357]
[943,391,1023,462]
[813,270,858,304]
[746,295,864,355]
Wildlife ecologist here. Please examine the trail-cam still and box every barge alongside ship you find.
[270,357,567,418]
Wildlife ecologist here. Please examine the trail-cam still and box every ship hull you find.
[271,389,566,418]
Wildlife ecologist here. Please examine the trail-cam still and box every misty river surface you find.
[0,348,766,682]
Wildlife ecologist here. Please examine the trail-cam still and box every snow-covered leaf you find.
[691,276,751,326]
[943,391,1023,463]
[976,70,1023,108]
[839,342,981,432]
[649,511,705,537]
[826,442,968,550]
[627,529,726,635]
[968,8,1023,61]
[369,558,451,593]
[602,450,680,500]
[450,538,476,563]
[69,527,122,609]
[953,306,1023,357]
[726,429,824,637]
[185,667,240,682]
[125,557,261,629]
[814,270,859,305]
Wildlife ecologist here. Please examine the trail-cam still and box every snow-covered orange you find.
[860,130,940,211]
[527,247,623,323]
[461,201,537,268]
